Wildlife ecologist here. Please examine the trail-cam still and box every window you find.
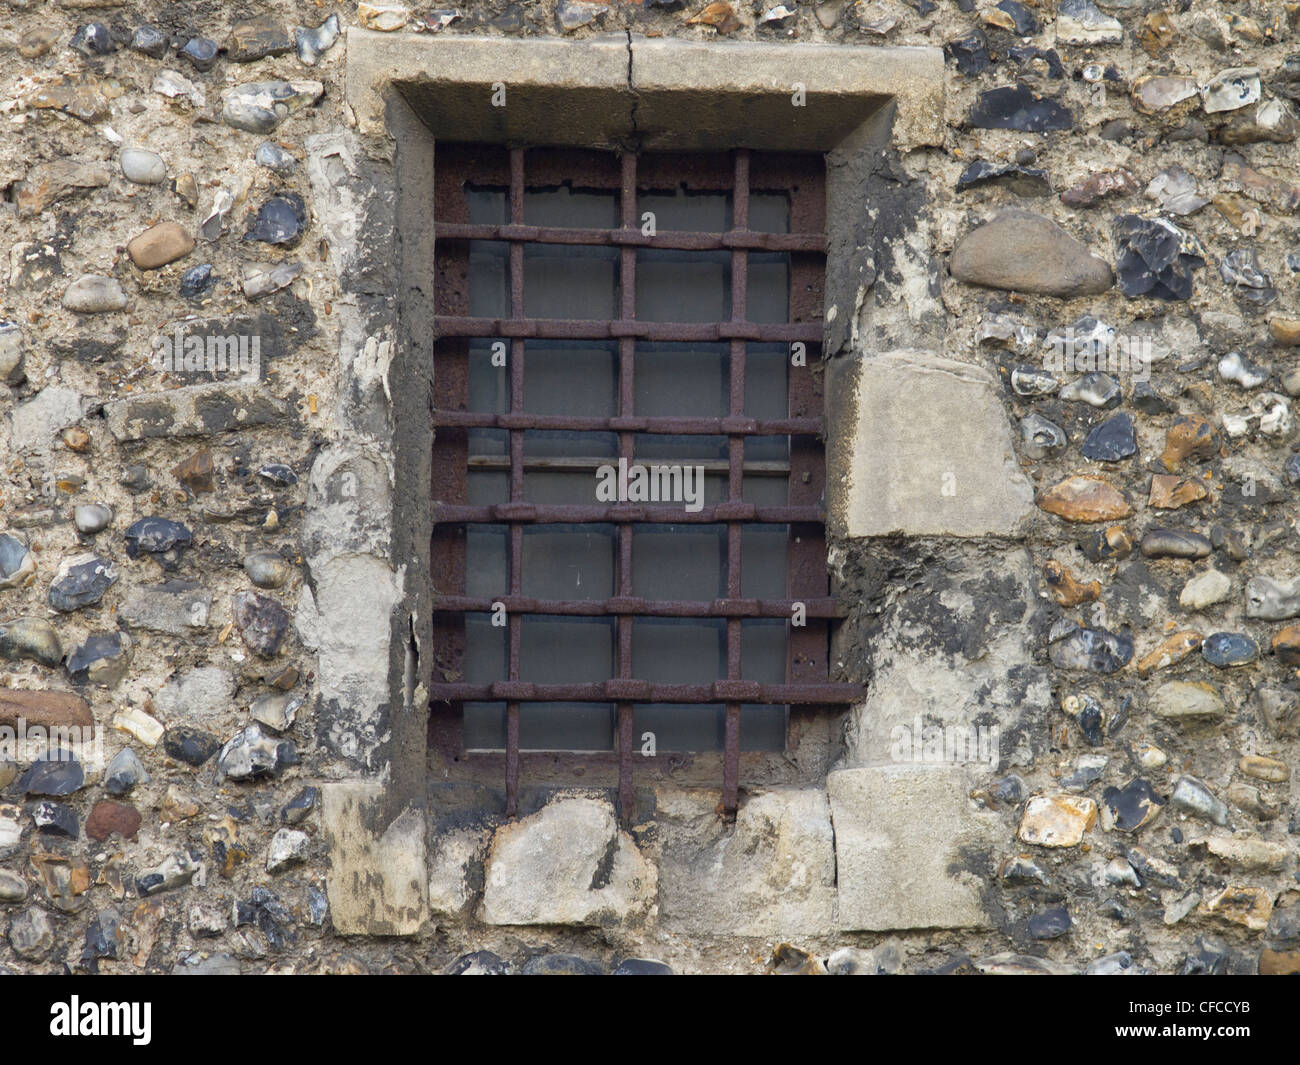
[428,145,857,817]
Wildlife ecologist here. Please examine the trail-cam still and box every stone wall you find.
[1,0,1299,976]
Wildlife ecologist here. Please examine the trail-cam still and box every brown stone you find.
[1018,795,1097,848]
[267,664,300,690]
[174,173,199,210]
[1272,625,1300,666]
[686,2,743,33]
[1270,317,1300,346]
[1199,885,1273,931]
[61,426,92,452]
[1042,561,1100,606]
[1149,473,1209,509]
[173,448,215,494]
[29,853,91,913]
[28,79,110,123]
[1260,948,1300,975]
[1212,193,1259,232]
[126,222,195,270]
[1137,631,1202,677]
[0,691,93,732]
[1240,754,1290,782]
[18,26,60,58]
[1060,168,1139,208]
[1161,417,1220,471]
[1037,476,1132,523]
[85,800,141,842]
[13,161,110,219]
[1138,11,1176,55]
[1220,156,1300,215]
[160,785,201,823]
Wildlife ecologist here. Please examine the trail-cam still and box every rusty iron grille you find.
[429,144,860,819]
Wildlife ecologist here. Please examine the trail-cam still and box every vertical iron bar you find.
[505,147,526,817]
[722,149,750,820]
[617,151,638,823]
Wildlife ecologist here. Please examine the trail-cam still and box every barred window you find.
[429,145,857,818]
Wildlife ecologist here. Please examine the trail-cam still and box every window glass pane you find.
[468,340,508,414]
[631,705,786,752]
[634,433,726,462]
[465,524,507,596]
[748,253,789,323]
[525,340,617,417]
[637,190,728,232]
[468,240,508,317]
[636,249,730,322]
[739,704,787,752]
[742,474,788,507]
[464,613,505,683]
[524,186,618,228]
[468,426,507,457]
[522,525,614,600]
[632,618,725,683]
[748,192,790,234]
[464,702,505,749]
[467,470,507,505]
[633,525,725,599]
[466,185,506,225]
[520,703,614,751]
[520,616,613,683]
[524,428,616,459]
[741,524,787,598]
[634,342,727,418]
[524,245,618,319]
[634,704,725,751]
[525,469,599,504]
[742,620,786,683]
[745,342,789,462]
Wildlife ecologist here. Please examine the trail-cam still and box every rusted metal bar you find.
[426,680,864,704]
[434,221,826,253]
[433,503,823,524]
[431,594,847,618]
[432,410,822,436]
[434,316,822,343]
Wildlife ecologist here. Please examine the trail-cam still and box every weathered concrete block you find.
[117,581,212,635]
[826,349,1034,538]
[8,387,84,454]
[103,381,285,441]
[843,544,1045,769]
[481,795,655,927]
[656,787,835,937]
[829,764,995,931]
[427,824,491,917]
[321,780,426,935]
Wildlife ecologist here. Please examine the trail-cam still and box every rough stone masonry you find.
[1,0,1300,976]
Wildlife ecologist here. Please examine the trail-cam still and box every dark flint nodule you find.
[957,160,1051,196]
[1082,412,1137,461]
[18,753,84,796]
[1103,779,1164,832]
[131,25,168,57]
[181,263,215,302]
[181,37,219,72]
[970,84,1074,131]
[243,193,306,249]
[70,23,116,57]
[124,517,192,559]
[1028,907,1071,939]
[1113,215,1205,300]
[944,31,990,76]
[163,727,221,766]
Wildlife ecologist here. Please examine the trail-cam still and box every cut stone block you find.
[829,764,995,931]
[827,350,1034,538]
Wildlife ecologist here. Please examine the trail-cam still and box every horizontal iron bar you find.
[435,222,827,253]
[434,316,823,343]
[433,503,823,524]
[467,455,790,475]
[433,595,844,618]
[434,410,822,436]
[428,681,863,705]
